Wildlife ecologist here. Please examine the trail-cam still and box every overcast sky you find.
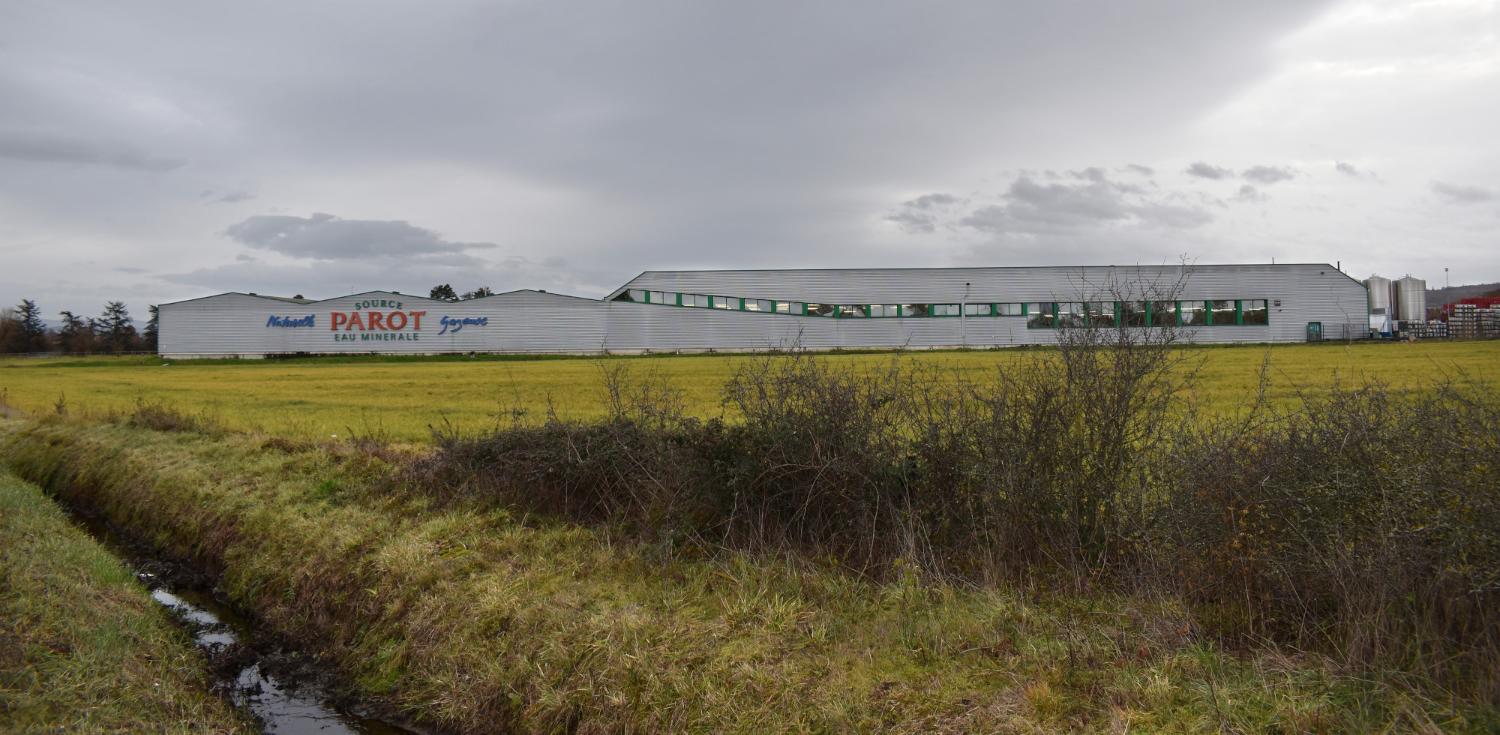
[2,0,1497,318]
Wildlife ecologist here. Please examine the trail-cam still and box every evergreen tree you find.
[97,301,138,354]
[58,311,92,354]
[429,284,459,302]
[461,286,495,300]
[0,309,17,354]
[144,305,160,352]
[15,299,48,352]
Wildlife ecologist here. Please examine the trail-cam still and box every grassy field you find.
[2,341,1496,442]
[5,417,1491,733]
[0,470,249,734]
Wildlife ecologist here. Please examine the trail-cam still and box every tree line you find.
[2,286,498,355]
[0,299,157,355]
[428,284,494,301]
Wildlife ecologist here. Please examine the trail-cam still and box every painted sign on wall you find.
[438,315,489,335]
[329,299,428,342]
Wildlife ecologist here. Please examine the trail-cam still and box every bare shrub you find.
[1155,379,1500,699]
[402,287,1500,699]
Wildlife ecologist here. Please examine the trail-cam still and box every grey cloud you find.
[214,190,256,203]
[885,192,963,233]
[1335,161,1360,176]
[0,132,185,172]
[223,212,498,260]
[1123,164,1155,176]
[1242,165,1296,185]
[903,193,960,210]
[1431,181,1495,204]
[1233,184,1269,203]
[957,169,1212,235]
[1186,162,1235,180]
[885,210,938,234]
[162,252,598,301]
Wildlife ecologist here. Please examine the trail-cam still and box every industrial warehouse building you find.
[157,263,1369,358]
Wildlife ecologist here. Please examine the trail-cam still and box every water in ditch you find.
[72,511,421,735]
[138,572,415,735]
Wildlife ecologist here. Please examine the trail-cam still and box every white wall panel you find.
[160,265,1368,357]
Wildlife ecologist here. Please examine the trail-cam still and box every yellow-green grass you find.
[2,341,1497,443]
[4,416,1492,733]
[0,470,249,734]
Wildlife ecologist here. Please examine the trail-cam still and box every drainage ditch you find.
[70,511,424,735]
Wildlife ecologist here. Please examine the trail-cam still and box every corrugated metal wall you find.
[159,264,1369,357]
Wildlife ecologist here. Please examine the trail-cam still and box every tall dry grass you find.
[408,319,1500,703]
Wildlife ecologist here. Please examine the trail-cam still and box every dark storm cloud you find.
[1430,181,1495,204]
[223,213,497,260]
[957,169,1212,236]
[1186,162,1235,180]
[0,131,185,172]
[1242,165,1297,185]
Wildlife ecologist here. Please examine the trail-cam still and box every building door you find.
[1306,322,1323,342]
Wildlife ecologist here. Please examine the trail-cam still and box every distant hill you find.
[1427,282,1500,306]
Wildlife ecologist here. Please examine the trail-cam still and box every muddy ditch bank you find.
[67,507,429,735]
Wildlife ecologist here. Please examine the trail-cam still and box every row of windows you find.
[617,290,1268,326]
[1024,300,1268,328]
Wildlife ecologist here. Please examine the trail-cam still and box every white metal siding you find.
[159,265,1368,357]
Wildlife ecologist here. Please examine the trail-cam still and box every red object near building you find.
[1441,296,1500,317]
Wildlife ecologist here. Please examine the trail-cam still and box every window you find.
[775,301,802,315]
[680,293,710,308]
[712,296,736,310]
[964,303,992,317]
[932,303,960,317]
[869,304,901,317]
[1209,299,1236,325]
[1150,301,1176,327]
[838,305,866,318]
[806,303,835,317]
[903,304,930,317]
[1085,301,1115,326]
[621,289,646,302]
[1027,302,1054,329]
[745,298,773,312]
[1057,302,1085,328]
[1120,301,1147,327]
[1241,299,1268,325]
[1181,300,1208,326]
[996,303,1023,317]
[648,291,670,305]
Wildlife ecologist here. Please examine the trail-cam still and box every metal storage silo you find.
[1365,275,1393,316]
[1394,275,1427,322]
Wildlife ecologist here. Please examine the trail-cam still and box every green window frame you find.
[1026,302,1055,329]
[1085,301,1116,326]
[1147,300,1176,327]
[1181,300,1208,326]
[1241,299,1269,325]
[1209,299,1236,326]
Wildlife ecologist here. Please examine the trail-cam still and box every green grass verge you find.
[2,341,1498,442]
[0,470,249,734]
[2,416,1493,733]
